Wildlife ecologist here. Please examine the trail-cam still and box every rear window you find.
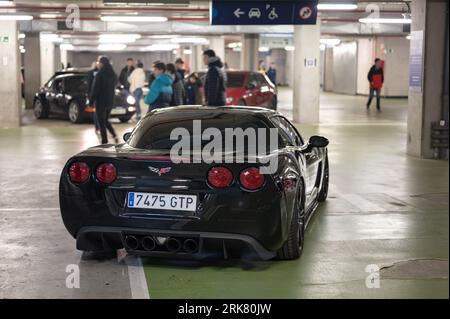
[227,73,246,87]
[128,112,276,152]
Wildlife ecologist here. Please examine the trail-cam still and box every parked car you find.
[59,106,329,260]
[196,70,277,109]
[33,69,137,124]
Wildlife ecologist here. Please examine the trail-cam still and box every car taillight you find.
[239,167,265,190]
[207,167,233,189]
[69,162,90,183]
[95,163,117,184]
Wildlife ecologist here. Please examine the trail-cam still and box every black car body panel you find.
[34,69,136,123]
[59,106,328,260]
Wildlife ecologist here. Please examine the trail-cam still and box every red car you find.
[197,70,277,110]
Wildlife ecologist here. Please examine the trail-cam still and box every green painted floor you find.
[141,93,449,298]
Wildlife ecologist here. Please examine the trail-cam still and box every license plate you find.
[111,107,126,115]
[127,192,197,212]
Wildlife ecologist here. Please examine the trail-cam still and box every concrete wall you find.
[224,49,240,70]
[0,21,21,128]
[323,47,334,92]
[333,41,358,95]
[376,37,410,97]
[356,38,375,95]
[40,41,55,86]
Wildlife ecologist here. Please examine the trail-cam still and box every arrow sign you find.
[234,8,245,18]
[211,0,318,25]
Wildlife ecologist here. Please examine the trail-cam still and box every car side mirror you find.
[309,135,329,148]
[123,132,132,142]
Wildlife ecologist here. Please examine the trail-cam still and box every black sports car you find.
[59,106,329,260]
[34,69,137,123]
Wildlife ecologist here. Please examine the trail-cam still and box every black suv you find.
[33,69,137,123]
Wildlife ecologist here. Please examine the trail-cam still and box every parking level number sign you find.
[211,1,318,25]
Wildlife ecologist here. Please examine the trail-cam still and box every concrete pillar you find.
[190,45,205,72]
[0,21,21,128]
[60,49,68,69]
[54,44,61,71]
[407,0,448,158]
[40,39,56,86]
[208,36,225,62]
[240,34,259,71]
[24,32,41,110]
[292,21,321,124]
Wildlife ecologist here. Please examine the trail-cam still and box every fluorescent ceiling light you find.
[183,49,192,55]
[20,49,26,53]
[19,45,24,50]
[406,35,411,40]
[60,43,74,50]
[359,18,412,24]
[319,44,326,51]
[148,35,179,39]
[0,15,33,21]
[40,13,58,19]
[144,43,180,51]
[259,47,270,53]
[98,44,126,51]
[100,16,167,22]
[285,45,295,51]
[0,1,14,6]
[99,34,141,43]
[317,4,358,10]
[170,37,208,44]
[18,33,26,39]
[320,38,341,46]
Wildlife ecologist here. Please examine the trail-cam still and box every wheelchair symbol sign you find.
[268,7,279,20]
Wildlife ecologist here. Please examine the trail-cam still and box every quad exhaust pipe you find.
[183,239,198,253]
[124,235,139,250]
[141,236,156,251]
[166,237,182,252]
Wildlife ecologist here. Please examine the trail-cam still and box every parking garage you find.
[0,0,448,300]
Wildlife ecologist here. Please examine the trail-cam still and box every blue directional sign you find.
[211,1,318,25]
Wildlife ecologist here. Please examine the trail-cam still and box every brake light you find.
[207,167,233,189]
[239,167,265,190]
[69,162,90,183]
[95,163,117,184]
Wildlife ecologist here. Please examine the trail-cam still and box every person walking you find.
[266,62,277,86]
[144,62,173,110]
[202,49,227,106]
[128,61,146,120]
[175,58,186,80]
[184,73,203,105]
[166,63,185,106]
[87,60,100,134]
[366,58,384,112]
[89,56,119,144]
[118,57,135,92]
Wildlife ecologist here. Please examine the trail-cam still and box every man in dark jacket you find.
[166,63,185,106]
[118,57,135,91]
[89,56,119,144]
[175,58,186,80]
[366,58,384,111]
[202,49,227,106]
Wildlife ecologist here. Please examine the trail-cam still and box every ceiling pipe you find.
[0,5,209,12]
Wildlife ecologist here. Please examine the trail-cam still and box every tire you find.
[68,101,83,124]
[33,98,49,119]
[277,186,305,260]
[238,100,246,106]
[270,96,277,110]
[317,155,329,202]
[119,116,132,123]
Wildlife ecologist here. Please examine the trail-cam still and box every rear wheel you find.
[277,187,305,260]
[68,101,83,124]
[317,155,329,202]
[33,98,48,119]
[238,99,246,106]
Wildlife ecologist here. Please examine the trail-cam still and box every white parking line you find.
[124,256,150,299]
[0,208,60,211]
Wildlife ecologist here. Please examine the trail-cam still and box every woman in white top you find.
[128,62,146,120]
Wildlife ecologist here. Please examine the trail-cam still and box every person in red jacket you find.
[366,58,384,111]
